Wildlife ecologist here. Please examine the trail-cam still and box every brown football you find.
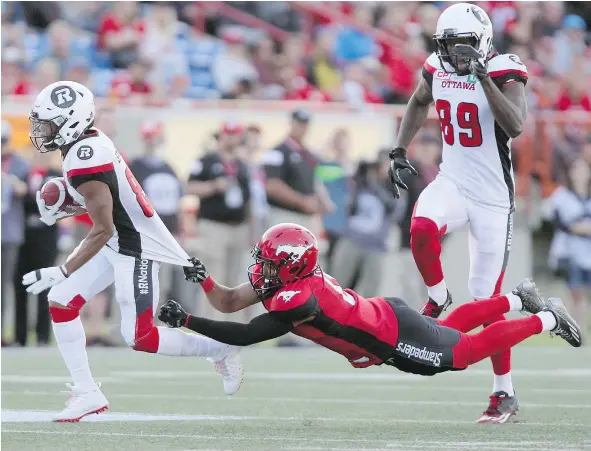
[40,178,80,213]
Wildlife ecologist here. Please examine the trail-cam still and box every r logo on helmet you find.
[51,86,76,108]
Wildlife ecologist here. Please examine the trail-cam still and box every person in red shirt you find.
[110,60,152,98]
[97,2,144,69]
[160,223,583,402]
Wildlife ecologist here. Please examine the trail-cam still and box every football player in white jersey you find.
[23,81,243,422]
[388,4,528,423]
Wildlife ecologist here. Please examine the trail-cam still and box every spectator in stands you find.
[416,3,440,54]
[555,58,591,111]
[1,46,27,95]
[280,34,305,77]
[46,20,75,72]
[60,1,107,33]
[553,14,588,75]
[32,57,61,95]
[13,151,60,347]
[97,1,144,69]
[335,4,377,63]
[212,28,258,97]
[316,128,352,271]
[341,60,383,107]
[21,1,60,31]
[129,120,184,304]
[110,59,152,99]
[307,27,342,96]
[331,158,396,298]
[64,58,91,87]
[263,109,330,238]
[187,122,251,319]
[140,2,189,88]
[549,157,591,332]
[1,121,29,346]
[252,36,276,86]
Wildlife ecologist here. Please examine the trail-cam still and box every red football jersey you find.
[263,271,399,368]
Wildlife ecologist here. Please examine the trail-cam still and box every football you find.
[40,177,80,214]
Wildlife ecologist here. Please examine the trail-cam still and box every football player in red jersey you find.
[160,223,583,420]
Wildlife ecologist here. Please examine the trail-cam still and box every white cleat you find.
[53,382,109,423]
[209,346,244,395]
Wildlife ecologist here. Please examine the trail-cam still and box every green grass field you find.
[2,344,591,451]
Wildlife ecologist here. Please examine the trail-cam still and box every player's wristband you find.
[183,314,191,328]
[200,276,215,293]
[59,265,69,278]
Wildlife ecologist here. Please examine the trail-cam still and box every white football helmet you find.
[433,3,493,74]
[29,81,95,153]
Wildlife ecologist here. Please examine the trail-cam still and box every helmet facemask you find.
[247,246,283,299]
[434,33,480,75]
[29,113,67,153]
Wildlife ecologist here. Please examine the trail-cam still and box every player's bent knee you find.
[410,217,439,246]
[132,327,160,353]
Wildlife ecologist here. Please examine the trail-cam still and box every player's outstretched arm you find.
[158,300,293,346]
[183,257,260,313]
[396,78,434,150]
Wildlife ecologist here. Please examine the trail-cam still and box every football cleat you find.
[512,278,545,315]
[53,382,109,423]
[419,290,453,318]
[545,298,583,348]
[209,345,244,395]
[476,391,519,424]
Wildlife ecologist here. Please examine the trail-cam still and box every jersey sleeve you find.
[488,54,528,89]
[263,148,288,181]
[267,281,320,324]
[422,53,441,91]
[66,140,116,190]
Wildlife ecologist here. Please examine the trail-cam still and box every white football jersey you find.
[423,52,528,212]
[62,129,190,266]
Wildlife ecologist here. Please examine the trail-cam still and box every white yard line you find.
[1,409,588,427]
[3,390,590,410]
[2,427,589,446]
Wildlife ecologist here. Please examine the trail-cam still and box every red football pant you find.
[443,295,542,369]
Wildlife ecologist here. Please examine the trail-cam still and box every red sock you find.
[452,316,542,369]
[484,313,512,375]
[438,296,510,333]
[410,217,445,287]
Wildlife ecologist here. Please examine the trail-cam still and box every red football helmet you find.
[248,223,319,298]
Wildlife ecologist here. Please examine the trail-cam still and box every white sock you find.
[492,372,515,397]
[536,311,557,331]
[52,317,95,389]
[505,293,522,311]
[427,280,448,305]
[156,327,230,361]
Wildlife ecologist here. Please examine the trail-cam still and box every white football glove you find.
[36,189,71,226]
[22,266,69,295]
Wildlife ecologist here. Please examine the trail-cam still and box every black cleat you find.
[512,278,545,315]
[419,290,452,319]
[476,391,519,424]
[545,298,583,348]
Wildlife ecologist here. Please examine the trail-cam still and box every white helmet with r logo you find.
[29,81,95,153]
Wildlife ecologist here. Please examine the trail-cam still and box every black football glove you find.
[184,257,209,283]
[388,147,418,199]
[453,44,489,80]
[158,299,188,328]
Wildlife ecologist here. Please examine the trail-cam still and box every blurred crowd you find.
[2,1,591,110]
